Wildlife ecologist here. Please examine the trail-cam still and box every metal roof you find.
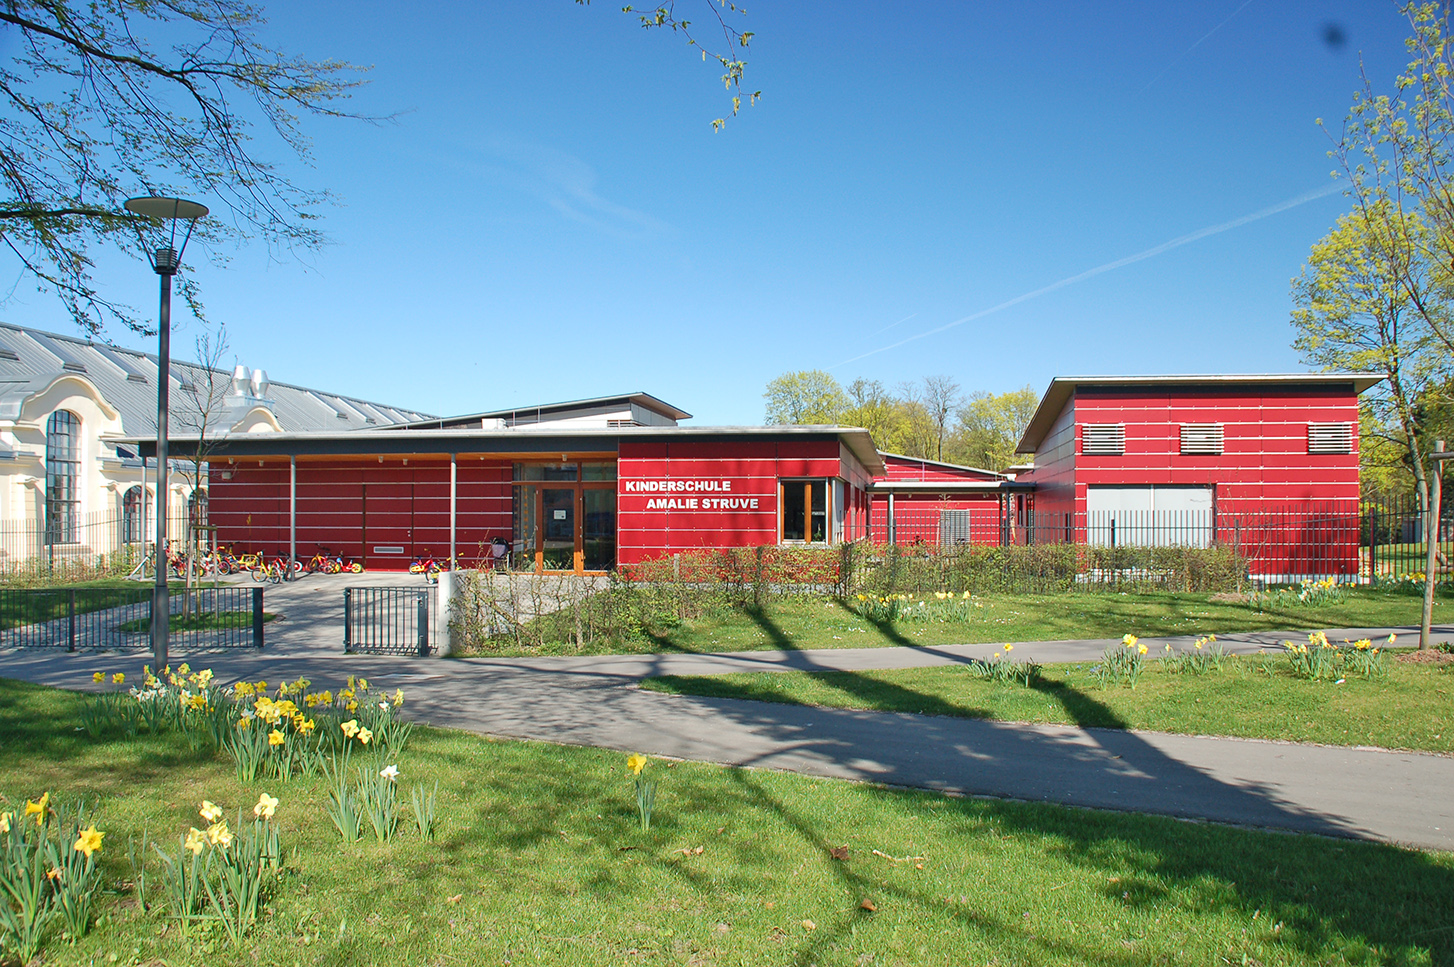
[878,451,1006,480]
[388,392,692,429]
[0,323,434,435]
[140,424,887,476]
[1015,373,1386,454]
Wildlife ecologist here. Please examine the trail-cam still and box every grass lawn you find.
[465,586,1453,658]
[642,653,1454,753]
[114,610,275,633]
[2,677,1453,966]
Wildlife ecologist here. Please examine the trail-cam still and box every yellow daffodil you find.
[358,678,371,692]
[25,793,49,826]
[204,821,232,848]
[627,753,647,775]
[1122,634,1138,648]
[92,671,104,683]
[254,793,279,819]
[1138,644,1148,656]
[346,700,358,713]
[393,688,405,708]
[346,675,356,691]
[235,681,254,698]
[46,867,61,881]
[356,727,373,745]
[298,717,316,735]
[73,825,103,858]
[340,719,359,738]
[1004,644,1013,652]
[0,812,11,834]
[112,672,125,684]
[268,729,285,747]
[255,680,267,693]
[184,827,206,855]
[199,800,223,823]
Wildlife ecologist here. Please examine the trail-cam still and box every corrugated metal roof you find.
[0,323,435,434]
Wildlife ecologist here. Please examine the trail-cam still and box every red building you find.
[154,376,1381,578]
[1013,374,1382,578]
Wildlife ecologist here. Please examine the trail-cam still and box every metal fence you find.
[874,497,1452,583]
[0,509,195,583]
[0,585,265,651]
[343,586,436,656]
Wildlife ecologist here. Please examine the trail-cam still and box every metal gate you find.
[342,586,435,656]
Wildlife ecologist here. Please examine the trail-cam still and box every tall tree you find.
[763,370,847,425]
[1291,203,1448,510]
[952,386,1039,472]
[840,378,900,445]
[0,0,375,335]
[918,375,963,463]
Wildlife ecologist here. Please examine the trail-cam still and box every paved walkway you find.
[2,582,1452,853]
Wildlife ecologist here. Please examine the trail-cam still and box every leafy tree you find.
[1291,203,1449,509]
[578,0,758,131]
[951,386,1039,472]
[763,370,847,425]
[840,378,900,445]
[918,375,963,463]
[0,0,373,335]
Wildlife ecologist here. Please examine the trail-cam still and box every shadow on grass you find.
[725,762,1454,966]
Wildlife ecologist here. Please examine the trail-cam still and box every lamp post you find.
[124,195,208,670]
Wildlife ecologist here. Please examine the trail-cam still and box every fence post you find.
[1368,509,1377,583]
[417,591,429,657]
[67,589,75,653]
[252,587,264,648]
[342,587,352,654]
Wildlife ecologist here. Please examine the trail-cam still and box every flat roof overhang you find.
[133,425,888,477]
[869,480,1034,494]
[1015,372,1386,454]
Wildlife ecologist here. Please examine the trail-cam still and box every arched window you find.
[122,486,143,544]
[45,410,79,545]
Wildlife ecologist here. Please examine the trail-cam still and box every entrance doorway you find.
[512,463,617,572]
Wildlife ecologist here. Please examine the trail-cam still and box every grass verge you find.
[455,586,1452,658]
[2,677,1452,966]
[643,653,1454,753]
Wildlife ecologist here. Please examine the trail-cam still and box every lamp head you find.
[124,196,209,276]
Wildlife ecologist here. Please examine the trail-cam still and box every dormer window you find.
[1082,424,1125,455]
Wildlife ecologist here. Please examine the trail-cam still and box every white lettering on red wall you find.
[643,496,760,510]
[623,479,733,493]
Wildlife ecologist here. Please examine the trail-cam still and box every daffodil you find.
[25,793,49,826]
[627,753,648,775]
[340,719,359,738]
[254,793,279,819]
[73,825,103,858]
[392,688,405,708]
[93,671,105,683]
[185,827,206,855]
[0,812,11,834]
[112,672,125,684]
[346,700,358,713]
[1005,644,1013,652]
[379,765,399,781]
[1122,634,1138,648]
[204,821,232,848]
[356,727,373,745]
[1138,644,1148,656]
[358,678,370,692]
[298,717,316,735]
[268,729,285,747]
[199,800,223,823]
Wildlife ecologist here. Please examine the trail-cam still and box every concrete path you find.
[2,584,1452,853]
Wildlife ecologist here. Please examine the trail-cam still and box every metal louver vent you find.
[1082,424,1125,455]
[1180,423,1223,455]
[1308,422,1353,454]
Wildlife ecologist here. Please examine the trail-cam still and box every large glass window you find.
[512,462,617,572]
[45,410,79,545]
[781,479,828,543]
[122,486,144,543]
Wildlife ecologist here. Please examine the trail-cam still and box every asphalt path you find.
[2,578,1451,853]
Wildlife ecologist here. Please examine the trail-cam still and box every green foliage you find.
[1285,632,1391,681]
[409,781,438,841]
[0,795,103,961]
[1094,635,1147,689]
[763,370,848,424]
[1162,636,1227,675]
[1247,578,1347,610]
[951,385,1040,471]
[969,649,1041,687]
[356,765,400,843]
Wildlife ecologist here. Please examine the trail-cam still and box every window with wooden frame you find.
[780,479,828,543]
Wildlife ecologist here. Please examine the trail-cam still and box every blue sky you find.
[0,1,1419,425]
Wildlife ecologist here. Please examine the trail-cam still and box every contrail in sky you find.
[868,312,917,337]
[1136,0,1257,97]
[829,180,1343,370]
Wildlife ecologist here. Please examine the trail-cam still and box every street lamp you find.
[124,195,208,670]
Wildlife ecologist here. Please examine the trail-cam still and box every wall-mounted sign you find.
[623,479,734,493]
[553,510,567,520]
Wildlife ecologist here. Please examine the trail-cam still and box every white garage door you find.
[1086,485,1213,547]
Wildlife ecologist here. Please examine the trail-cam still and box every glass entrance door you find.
[541,488,576,570]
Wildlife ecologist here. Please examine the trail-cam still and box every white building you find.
[0,322,430,572]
